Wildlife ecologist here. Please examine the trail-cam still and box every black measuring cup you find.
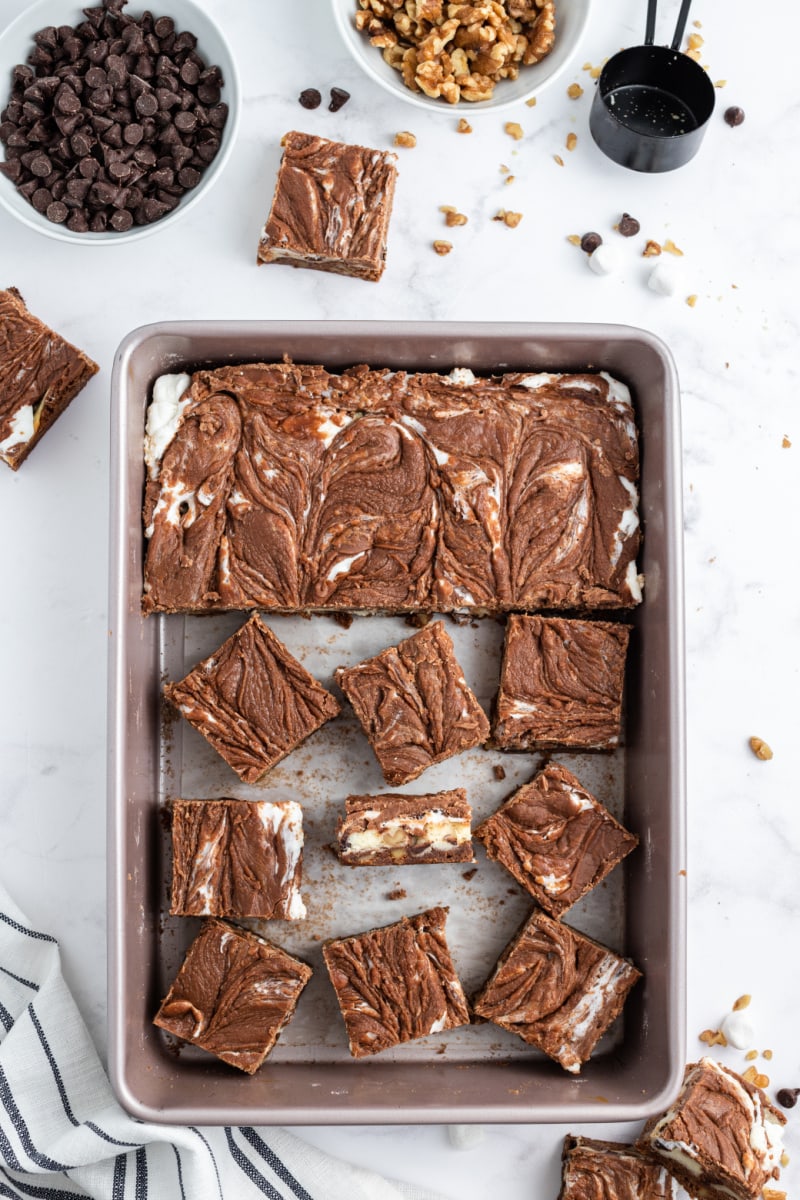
[589,0,715,172]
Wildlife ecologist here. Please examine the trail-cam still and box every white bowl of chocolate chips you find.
[0,0,240,243]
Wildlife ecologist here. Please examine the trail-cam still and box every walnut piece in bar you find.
[164,613,340,784]
[492,615,631,751]
[257,132,398,282]
[335,621,489,787]
[635,1058,786,1200]
[0,288,98,470]
[336,789,473,865]
[170,797,306,919]
[472,908,641,1073]
[474,762,638,917]
[322,906,470,1057]
[153,918,312,1074]
[558,1135,675,1200]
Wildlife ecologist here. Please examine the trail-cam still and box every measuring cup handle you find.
[671,0,693,49]
[644,0,657,45]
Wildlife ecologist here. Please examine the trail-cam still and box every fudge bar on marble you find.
[256,131,398,281]
[472,908,641,1073]
[322,906,470,1057]
[153,918,312,1074]
[336,789,474,865]
[335,621,489,787]
[170,797,306,919]
[164,613,340,784]
[474,762,638,918]
[635,1058,786,1200]
[0,287,98,470]
[492,615,631,751]
[558,1135,674,1200]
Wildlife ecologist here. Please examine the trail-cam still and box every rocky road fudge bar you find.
[164,613,340,784]
[558,1135,675,1200]
[0,288,98,470]
[472,908,641,1073]
[322,906,470,1057]
[257,132,398,281]
[153,917,312,1074]
[335,621,489,786]
[336,789,473,865]
[475,762,638,918]
[142,364,641,615]
[170,797,306,919]
[492,615,631,751]
[635,1058,786,1200]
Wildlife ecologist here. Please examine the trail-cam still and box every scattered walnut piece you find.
[733,994,752,1011]
[742,1066,759,1085]
[525,96,537,107]
[440,206,468,227]
[499,163,511,174]
[567,82,583,99]
[699,1028,728,1047]
[505,121,524,140]
[763,1191,787,1200]
[686,294,698,307]
[493,209,522,227]
[433,240,453,255]
[589,63,603,79]
[749,737,773,760]
[715,79,727,88]
[745,1050,759,1061]
[566,132,577,151]
[643,239,662,257]
[505,174,515,184]
[553,154,564,166]
[664,238,684,256]
[457,117,472,134]
[780,1152,790,1168]
[782,435,791,448]
[687,32,704,50]
[567,234,582,246]
[763,1049,773,1060]
[394,130,417,148]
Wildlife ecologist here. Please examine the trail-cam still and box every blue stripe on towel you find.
[189,1128,223,1200]
[26,1011,76,1129]
[0,970,37,995]
[239,1129,313,1200]
[224,1129,283,1199]
[0,914,57,946]
[111,1154,126,1200]
[0,1166,79,1199]
[0,1069,72,1172]
[134,1146,147,1200]
[171,1145,186,1200]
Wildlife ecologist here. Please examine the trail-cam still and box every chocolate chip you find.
[153,16,175,39]
[617,212,640,237]
[89,210,107,231]
[134,91,158,117]
[85,66,108,88]
[299,88,321,110]
[776,1088,799,1108]
[580,231,603,254]
[123,121,143,145]
[174,109,196,133]
[31,187,52,212]
[724,105,745,127]
[45,200,68,223]
[177,165,200,189]
[55,85,81,114]
[29,153,53,178]
[329,87,350,112]
[197,83,220,106]
[66,209,89,232]
[179,61,200,87]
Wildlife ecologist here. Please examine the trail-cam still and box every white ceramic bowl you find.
[331,0,591,114]
[0,0,240,244]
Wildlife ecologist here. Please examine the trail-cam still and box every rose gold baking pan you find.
[108,321,686,1125]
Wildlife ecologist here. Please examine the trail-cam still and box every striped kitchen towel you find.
[0,884,447,1200]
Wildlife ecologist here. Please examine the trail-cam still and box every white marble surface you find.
[2,0,799,1195]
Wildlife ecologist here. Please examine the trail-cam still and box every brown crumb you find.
[493,209,522,227]
[504,121,524,140]
[664,238,684,256]
[394,131,417,148]
[733,994,752,1011]
[457,117,472,133]
[566,132,577,151]
[387,887,407,901]
[332,612,354,629]
[525,96,537,107]
[493,764,506,781]
[643,239,662,257]
[679,868,687,876]
[763,1049,773,1060]
[749,737,773,761]
[567,83,583,99]
[433,240,453,256]
[782,435,791,448]
[699,1028,728,1047]
[505,174,515,184]
[567,234,582,246]
[553,154,564,166]
[462,867,478,881]
[499,163,511,173]
[745,1050,758,1061]
[686,294,698,307]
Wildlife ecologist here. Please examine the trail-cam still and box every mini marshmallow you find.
[587,243,618,275]
[720,1010,755,1049]
[447,1124,486,1150]
[648,260,681,296]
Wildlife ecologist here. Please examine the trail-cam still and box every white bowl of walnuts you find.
[331,0,591,113]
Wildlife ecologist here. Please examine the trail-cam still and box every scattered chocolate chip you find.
[299,88,321,110]
[724,106,745,127]
[776,1088,799,1109]
[329,86,350,112]
[580,231,603,254]
[493,764,506,781]
[617,211,640,237]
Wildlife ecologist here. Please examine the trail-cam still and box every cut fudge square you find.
[170,797,306,919]
[164,613,340,784]
[559,1135,675,1200]
[335,621,489,786]
[472,908,641,1073]
[635,1058,786,1200]
[0,287,98,470]
[474,762,638,918]
[322,906,470,1057]
[153,918,312,1074]
[492,615,631,751]
[256,131,398,282]
[336,789,474,865]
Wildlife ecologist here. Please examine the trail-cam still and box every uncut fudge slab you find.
[163,613,340,784]
[474,762,638,917]
[559,1135,675,1200]
[635,1058,786,1200]
[141,363,641,615]
[322,906,470,1057]
[0,287,98,470]
[170,797,306,919]
[256,131,397,281]
[472,908,641,1073]
[335,621,489,786]
[492,615,631,751]
[153,918,312,1074]
[336,788,473,865]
